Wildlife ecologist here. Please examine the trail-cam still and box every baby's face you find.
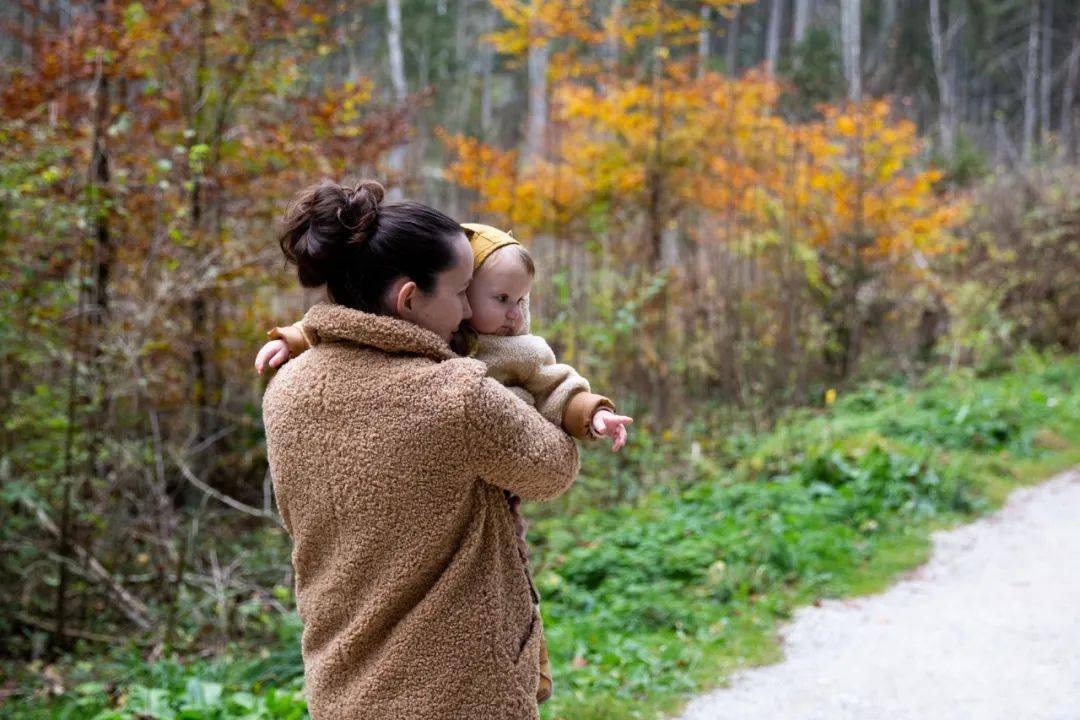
[465,247,533,336]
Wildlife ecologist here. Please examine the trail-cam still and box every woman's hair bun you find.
[337,180,384,239]
[279,179,386,288]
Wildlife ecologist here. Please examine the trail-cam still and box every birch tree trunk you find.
[524,38,549,160]
[929,0,956,160]
[842,0,861,102]
[1039,0,1053,143]
[765,0,783,76]
[386,0,406,102]
[479,3,494,140]
[698,4,711,77]
[793,0,810,46]
[386,0,407,198]
[1023,0,1040,162]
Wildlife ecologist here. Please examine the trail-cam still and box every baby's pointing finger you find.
[614,427,627,451]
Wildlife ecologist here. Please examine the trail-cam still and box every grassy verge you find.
[5,353,1078,720]
[532,352,1078,719]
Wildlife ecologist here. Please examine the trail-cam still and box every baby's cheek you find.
[468,306,500,333]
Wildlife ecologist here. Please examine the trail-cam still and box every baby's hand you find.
[255,339,291,375]
[591,409,633,452]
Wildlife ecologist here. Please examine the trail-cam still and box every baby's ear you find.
[520,294,531,333]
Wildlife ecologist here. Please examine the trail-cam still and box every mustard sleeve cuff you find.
[562,392,615,440]
[266,320,314,358]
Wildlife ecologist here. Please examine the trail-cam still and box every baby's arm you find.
[508,386,536,406]
[254,319,319,374]
[505,335,633,448]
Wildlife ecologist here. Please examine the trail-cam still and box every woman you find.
[262,179,580,719]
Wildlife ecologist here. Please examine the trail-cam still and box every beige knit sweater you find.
[262,302,580,719]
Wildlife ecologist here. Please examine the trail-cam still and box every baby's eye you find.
[496,294,509,303]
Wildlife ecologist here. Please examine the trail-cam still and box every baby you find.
[255,222,633,703]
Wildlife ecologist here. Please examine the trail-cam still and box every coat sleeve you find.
[562,391,616,440]
[267,319,320,357]
[462,375,580,502]
[515,337,616,440]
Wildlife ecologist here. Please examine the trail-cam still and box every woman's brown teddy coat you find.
[262,302,580,720]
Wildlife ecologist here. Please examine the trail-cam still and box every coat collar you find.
[304,302,458,362]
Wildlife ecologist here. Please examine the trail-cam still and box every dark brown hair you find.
[278,180,464,313]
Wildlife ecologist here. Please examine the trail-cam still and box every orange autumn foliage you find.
[446,71,963,276]
[443,0,968,396]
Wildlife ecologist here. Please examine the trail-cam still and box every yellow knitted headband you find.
[461,222,521,272]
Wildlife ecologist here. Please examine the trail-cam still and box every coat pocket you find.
[509,604,543,700]
[513,604,541,666]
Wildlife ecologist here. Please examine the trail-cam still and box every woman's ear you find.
[393,279,419,318]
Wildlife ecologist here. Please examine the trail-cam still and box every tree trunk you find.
[793,0,810,46]
[1023,0,1040,161]
[454,0,468,67]
[524,37,549,160]
[54,0,114,652]
[480,3,495,140]
[186,0,219,491]
[765,0,783,75]
[1062,14,1080,158]
[386,0,407,198]
[698,4,711,77]
[842,0,861,102]
[929,0,956,160]
[724,5,740,74]
[1039,0,1053,143]
[53,244,88,657]
[606,0,623,77]
[645,15,671,423]
[387,0,406,101]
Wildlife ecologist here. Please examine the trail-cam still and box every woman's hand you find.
[255,339,291,375]
[591,409,633,452]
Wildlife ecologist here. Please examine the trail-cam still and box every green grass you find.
[6,352,1078,720]
[531,352,1079,719]
[3,639,309,720]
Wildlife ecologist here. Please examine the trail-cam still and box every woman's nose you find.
[461,296,473,320]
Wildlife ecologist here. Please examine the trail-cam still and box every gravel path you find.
[675,467,1080,720]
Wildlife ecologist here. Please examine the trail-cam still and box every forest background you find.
[1,0,1078,717]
